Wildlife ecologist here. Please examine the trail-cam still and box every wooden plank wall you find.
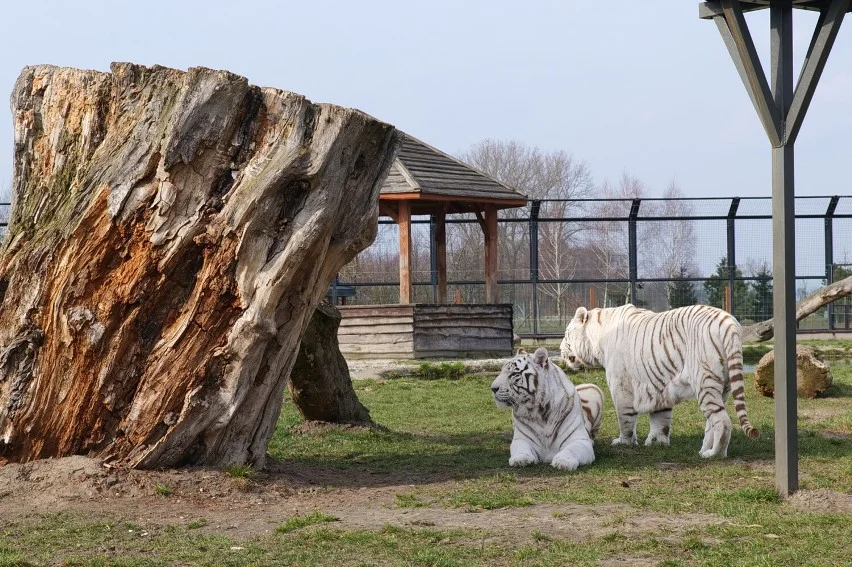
[338,304,514,359]
[413,304,513,358]
[338,305,415,359]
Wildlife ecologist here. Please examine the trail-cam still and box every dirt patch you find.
[289,420,375,435]
[789,489,852,514]
[0,456,722,543]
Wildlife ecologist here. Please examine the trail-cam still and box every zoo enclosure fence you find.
[1,198,847,340]
[335,196,852,339]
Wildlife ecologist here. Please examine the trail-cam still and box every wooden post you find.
[398,200,412,304]
[589,287,596,308]
[724,285,732,313]
[484,205,499,304]
[436,207,448,304]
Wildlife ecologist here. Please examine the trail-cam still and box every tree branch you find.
[742,275,852,343]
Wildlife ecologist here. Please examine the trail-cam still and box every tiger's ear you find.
[515,347,527,355]
[574,307,588,326]
[533,347,549,369]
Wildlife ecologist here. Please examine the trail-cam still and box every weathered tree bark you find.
[742,275,852,343]
[753,346,833,399]
[0,64,398,469]
[289,302,373,425]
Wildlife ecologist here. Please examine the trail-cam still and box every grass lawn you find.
[2,358,850,566]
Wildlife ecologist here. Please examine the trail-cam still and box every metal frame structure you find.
[341,196,850,321]
[700,0,850,495]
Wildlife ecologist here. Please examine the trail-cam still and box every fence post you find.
[727,198,740,315]
[825,196,839,330]
[529,200,541,338]
[628,199,641,305]
[430,214,438,303]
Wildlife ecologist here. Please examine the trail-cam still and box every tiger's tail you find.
[575,383,604,440]
[724,320,760,439]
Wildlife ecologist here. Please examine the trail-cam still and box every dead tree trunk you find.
[289,302,373,425]
[0,64,398,469]
[742,275,852,342]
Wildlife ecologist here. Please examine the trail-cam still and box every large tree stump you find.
[289,302,372,425]
[753,346,833,399]
[0,64,398,469]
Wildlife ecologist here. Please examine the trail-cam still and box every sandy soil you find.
[0,455,726,542]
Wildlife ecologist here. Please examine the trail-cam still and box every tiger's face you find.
[560,307,590,371]
[491,348,550,410]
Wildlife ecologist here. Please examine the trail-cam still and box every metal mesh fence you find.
[334,196,852,337]
[0,197,847,338]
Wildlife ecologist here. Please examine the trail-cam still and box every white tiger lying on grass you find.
[560,304,760,458]
[490,348,601,470]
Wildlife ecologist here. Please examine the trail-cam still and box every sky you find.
[1,0,850,200]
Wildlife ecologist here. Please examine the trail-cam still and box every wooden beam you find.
[786,0,849,144]
[715,0,783,147]
[380,192,528,208]
[483,205,499,304]
[398,200,413,304]
[473,210,486,232]
[436,206,448,304]
[379,201,398,223]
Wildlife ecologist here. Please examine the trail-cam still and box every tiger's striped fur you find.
[491,348,595,470]
[560,304,759,458]
[576,383,604,440]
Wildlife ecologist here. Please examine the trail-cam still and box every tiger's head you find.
[560,306,599,372]
[490,347,552,410]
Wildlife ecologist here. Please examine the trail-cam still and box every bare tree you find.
[588,173,649,306]
[459,140,593,313]
[654,182,699,306]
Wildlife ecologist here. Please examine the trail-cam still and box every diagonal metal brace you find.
[713,0,784,147]
[786,0,850,144]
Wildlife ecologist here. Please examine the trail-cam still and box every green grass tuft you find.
[276,511,340,534]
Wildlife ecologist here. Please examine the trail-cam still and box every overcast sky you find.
[1,1,850,200]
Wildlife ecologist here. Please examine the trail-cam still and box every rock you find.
[0,63,398,469]
[753,346,833,399]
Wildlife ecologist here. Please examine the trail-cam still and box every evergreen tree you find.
[750,264,773,322]
[703,256,751,320]
[668,265,697,308]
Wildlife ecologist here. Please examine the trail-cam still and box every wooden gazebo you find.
[378,134,527,304]
[337,133,528,359]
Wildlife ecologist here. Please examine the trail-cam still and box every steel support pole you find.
[770,1,797,496]
[628,199,641,305]
[825,196,839,330]
[530,201,541,338]
[727,198,741,314]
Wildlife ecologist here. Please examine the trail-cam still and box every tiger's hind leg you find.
[697,372,732,458]
[645,408,672,446]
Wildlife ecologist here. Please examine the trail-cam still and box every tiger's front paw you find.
[551,454,579,471]
[509,454,538,467]
[611,435,637,446]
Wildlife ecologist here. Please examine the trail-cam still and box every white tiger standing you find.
[491,348,595,471]
[560,304,759,458]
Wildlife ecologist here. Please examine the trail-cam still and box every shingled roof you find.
[380,134,527,210]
